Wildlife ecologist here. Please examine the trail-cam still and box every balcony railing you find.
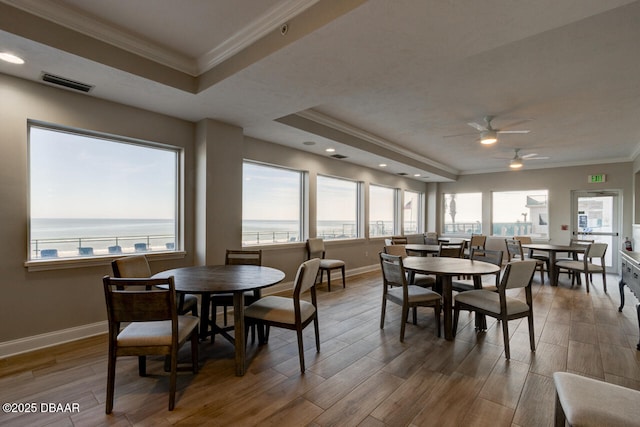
[30,234,175,259]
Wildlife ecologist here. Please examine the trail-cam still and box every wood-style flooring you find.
[1,268,639,426]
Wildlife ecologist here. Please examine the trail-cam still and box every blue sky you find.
[30,127,176,219]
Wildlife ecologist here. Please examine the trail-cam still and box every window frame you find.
[25,121,183,270]
[442,192,483,236]
[369,184,397,238]
[491,189,549,238]
[241,160,306,247]
[403,190,424,235]
[316,174,362,241]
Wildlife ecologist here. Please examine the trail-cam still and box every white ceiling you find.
[1,0,640,181]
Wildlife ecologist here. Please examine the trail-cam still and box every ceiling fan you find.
[503,148,549,169]
[445,115,531,144]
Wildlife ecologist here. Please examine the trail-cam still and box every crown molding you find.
[296,109,459,175]
[197,0,320,73]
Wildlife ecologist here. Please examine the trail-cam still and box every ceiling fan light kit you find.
[480,129,498,144]
[510,159,523,169]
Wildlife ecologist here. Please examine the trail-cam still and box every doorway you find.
[571,190,621,272]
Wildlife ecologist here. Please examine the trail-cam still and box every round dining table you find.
[405,244,440,256]
[403,256,501,340]
[153,264,285,376]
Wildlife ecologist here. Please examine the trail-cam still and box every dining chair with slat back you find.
[383,245,436,289]
[102,276,199,413]
[424,232,439,245]
[244,258,321,373]
[452,248,503,293]
[453,260,537,359]
[379,252,441,342]
[505,239,546,283]
[112,255,198,317]
[306,238,346,292]
[464,234,487,258]
[209,249,262,329]
[391,235,408,245]
[438,242,464,258]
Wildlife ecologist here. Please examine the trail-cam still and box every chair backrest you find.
[112,255,151,278]
[570,238,594,246]
[424,232,439,245]
[225,249,262,266]
[469,234,487,249]
[384,244,408,258]
[470,248,503,267]
[103,276,177,324]
[391,236,408,245]
[306,238,326,259]
[500,260,537,291]
[585,243,608,261]
[505,239,524,261]
[293,258,322,297]
[379,252,407,288]
[438,242,464,258]
[514,236,533,244]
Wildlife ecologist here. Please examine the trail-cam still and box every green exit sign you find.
[588,174,606,183]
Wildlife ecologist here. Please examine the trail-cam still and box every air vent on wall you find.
[41,72,94,93]
[330,154,348,159]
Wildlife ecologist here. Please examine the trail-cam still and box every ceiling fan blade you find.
[467,121,487,131]
[520,153,538,159]
[497,130,531,134]
[527,156,550,160]
[442,132,477,138]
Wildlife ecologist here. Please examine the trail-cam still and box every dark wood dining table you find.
[520,243,586,286]
[153,264,285,376]
[402,256,501,340]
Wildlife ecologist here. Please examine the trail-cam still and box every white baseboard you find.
[0,321,108,358]
[0,264,380,358]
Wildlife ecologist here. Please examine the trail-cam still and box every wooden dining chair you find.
[515,235,549,271]
[505,239,546,283]
[379,252,441,342]
[452,248,503,292]
[423,232,439,245]
[112,255,198,317]
[306,238,346,291]
[210,249,262,327]
[244,258,321,373]
[102,276,199,413]
[383,245,436,289]
[554,243,608,293]
[391,235,408,244]
[453,260,537,359]
[438,242,464,258]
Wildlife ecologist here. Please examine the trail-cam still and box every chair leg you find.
[412,306,417,325]
[191,330,199,373]
[502,317,511,359]
[400,305,408,342]
[603,271,607,293]
[326,269,331,292]
[138,355,147,376]
[554,391,567,427]
[435,302,441,338]
[168,349,178,411]
[296,327,306,373]
[314,316,320,353]
[380,297,387,329]
[341,266,346,288]
[105,351,116,414]
[452,305,460,337]
[528,313,536,353]
[585,272,590,293]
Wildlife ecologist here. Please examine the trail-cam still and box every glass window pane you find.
[317,175,358,240]
[403,190,422,234]
[369,185,395,237]
[242,162,302,245]
[29,125,178,260]
[492,190,548,238]
[443,193,482,234]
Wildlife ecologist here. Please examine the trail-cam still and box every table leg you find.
[549,251,557,286]
[233,292,246,376]
[442,276,453,340]
[200,293,211,340]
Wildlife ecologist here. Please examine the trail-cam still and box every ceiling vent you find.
[41,72,94,93]
[397,172,408,176]
[330,154,348,159]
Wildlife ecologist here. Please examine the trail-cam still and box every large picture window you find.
[317,175,360,240]
[492,190,549,238]
[443,192,482,235]
[29,123,179,260]
[242,162,304,245]
[403,190,423,234]
[369,185,396,237]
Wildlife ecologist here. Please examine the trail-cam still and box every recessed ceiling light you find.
[379,163,387,167]
[325,148,335,152]
[414,173,421,177]
[0,52,24,64]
